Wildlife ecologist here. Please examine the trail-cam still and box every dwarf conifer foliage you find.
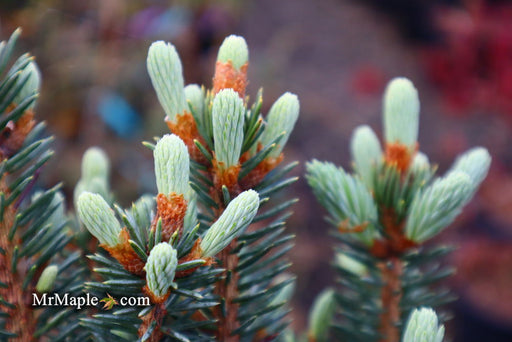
[74,34,299,341]
[2,27,484,342]
[306,78,491,342]
[145,35,299,341]
[0,29,83,341]
[76,137,261,341]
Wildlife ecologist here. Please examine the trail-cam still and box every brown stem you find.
[138,302,167,341]
[208,184,242,341]
[378,257,403,342]
[214,239,240,342]
[0,178,36,341]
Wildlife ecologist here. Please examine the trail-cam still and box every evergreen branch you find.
[307,77,491,342]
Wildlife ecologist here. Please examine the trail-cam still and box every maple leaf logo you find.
[100,293,118,310]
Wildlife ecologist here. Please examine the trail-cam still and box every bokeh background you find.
[1,0,512,340]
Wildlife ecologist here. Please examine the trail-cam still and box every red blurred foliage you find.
[351,64,387,96]
[452,237,512,323]
[421,1,512,117]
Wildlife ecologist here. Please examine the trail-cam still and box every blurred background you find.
[1,0,512,340]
